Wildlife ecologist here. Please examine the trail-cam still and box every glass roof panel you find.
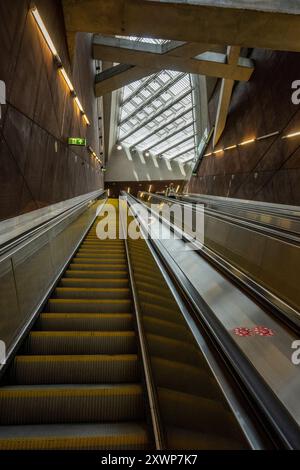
[117,39,197,162]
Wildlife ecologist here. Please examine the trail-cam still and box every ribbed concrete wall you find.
[186,50,300,205]
[0,0,103,221]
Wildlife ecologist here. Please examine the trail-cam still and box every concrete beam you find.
[93,36,185,54]
[95,64,156,96]
[62,0,300,52]
[213,46,240,147]
[93,43,253,80]
[94,41,214,96]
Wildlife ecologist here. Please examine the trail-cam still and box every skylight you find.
[117,43,197,164]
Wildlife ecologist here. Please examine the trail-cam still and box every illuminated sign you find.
[68,137,87,146]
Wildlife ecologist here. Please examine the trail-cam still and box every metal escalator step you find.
[59,278,129,288]
[141,302,185,324]
[64,270,128,279]
[69,263,127,271]
[151,357,217,398]
[11,354,139,384]
[131,272,162,288]
[70,259,126,266]
[54,287,131,300]
[143,316,192,342]
[136,282,174,298]
[72,258,126,265]
[0,384,144,425]
[80,241,123,245]
[46,299,132,313]
[25,331,136,355]
[139,291,177,310]
[76,251,125,256]
[36,313,133,331]
[132,260,158,271]
[82,241,123,245]
[147,334,202,364]
[0,422,150,450]
[166,426,246,450]
[158,387,244,442]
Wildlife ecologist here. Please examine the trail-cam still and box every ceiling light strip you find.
[203,129,283,157]
[31,5,90,126]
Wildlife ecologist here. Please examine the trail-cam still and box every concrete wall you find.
[0,0,103,221]
[105,146,191,182]
[186,50,300,205]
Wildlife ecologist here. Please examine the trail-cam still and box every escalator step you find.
[141,302,185,324]
[143,316,193,342]
[70,259,126,266]
[25,331,136,355]
[46,299,132,313]
[54,287,131,300]
[11,354,139,384]
[36,313,133,331]
[158,387,244,442]
[64,270,128,279]
[166,426,246,450]
[0,384,144,425]
[69,263,127,272]
[138,291,177,310]
[0,422,150,450]
[147,334,202,364]
[59,278,129,288]
[71,260,127,267]
[76,251,125,257]
[151,357,218,399]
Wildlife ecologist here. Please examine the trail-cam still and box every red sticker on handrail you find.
[233,326,275,337]
[252,326,275,336]
[233,327,252,337]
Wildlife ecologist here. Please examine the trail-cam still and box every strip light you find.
[239,138,255,146]
[88,145,102,163]
[83,114,90,126]
[31,5,90,126]
[224,144,237,150]
[257,131,280,140]
[148,185,152,192]
[176,185,180,193]
[282,130,300,139]
[201,129,285,159]
[74,96,84,113]
[31,7,58,56]
[59,67,74,93]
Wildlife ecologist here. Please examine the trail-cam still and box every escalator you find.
[0,199,262,449]
[127,226,248,449]
[0,199,152,450]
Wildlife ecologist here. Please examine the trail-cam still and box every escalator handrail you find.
[0,196,107,372]
[0,190,106,261]
[139,191,300,331]
[183,192,300,219]
[140,192,300,245]
[125,192,300,449]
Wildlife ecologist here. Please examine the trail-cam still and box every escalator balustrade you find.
[0,200,152,450]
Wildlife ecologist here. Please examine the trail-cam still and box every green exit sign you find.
[68,137,87,146]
